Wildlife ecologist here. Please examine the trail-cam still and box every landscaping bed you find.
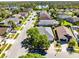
[74,47,79,53]
[14,26,24,31]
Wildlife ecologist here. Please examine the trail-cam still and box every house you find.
[37,20,59,26]
[19,12,28,18]
[58,14,72,19]
[7,6,19,11]
[0,27,7,36]
[13,12,28,19]
[64,16,79,23]
[71,26,79,30]
[4,17,21,24]
[40,11,51,20]
[54,26,75,44]
[37,27,54,42]
[0,27,9,45]
[58,14,79,23]
[36,5,49,9]
[23,8,33,12]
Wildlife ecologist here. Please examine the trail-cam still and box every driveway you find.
[45,43,79,58]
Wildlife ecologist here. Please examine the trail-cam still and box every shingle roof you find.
[5,17,21,24]
[37,27,54,41]
[40,11,51,20]
[54,26,75,40]
[38,20,59,26]
[58,14,72,19]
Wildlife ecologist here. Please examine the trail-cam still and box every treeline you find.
[0,1,79,8]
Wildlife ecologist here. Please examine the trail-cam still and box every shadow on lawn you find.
[28,49,47,55]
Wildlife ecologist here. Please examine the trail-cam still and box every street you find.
[5,12,36,58]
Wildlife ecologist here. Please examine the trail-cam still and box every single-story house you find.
[19,12,28,18]
[4,17,21,24]
[0,27,7,36]
[71,26,79,30]
[58,14,79,23]
[37,27,54,41]
[58,14,72,19]
[13,12,28,19]
[0,36,4,43]
[64,16,79,23]
[54,26,75,44]
[40,11,51,20]
[37,20,59,26]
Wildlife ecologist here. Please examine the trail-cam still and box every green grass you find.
[14,25,24,31]
[0,53,5,58]
[8,33,15,38]
[14,26,20,30]
[13,33,19,39]
[33,17,38,20]
[0,44,8,53]
[6,44,12,51]
[20,26,24,30]
[74,47,79,53]
[74,21,79,26]
[61,20,73,26]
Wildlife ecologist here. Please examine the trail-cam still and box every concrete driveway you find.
[45,43,79,58]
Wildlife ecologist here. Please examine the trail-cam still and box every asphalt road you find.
[5,12,36,58]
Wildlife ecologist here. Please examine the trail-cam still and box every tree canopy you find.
[21,27,50,50]
[8,20,17,29]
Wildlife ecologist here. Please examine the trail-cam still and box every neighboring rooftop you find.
[37,27,54,41]
[0,27,7,36]
[4,17,21,24]
[40,11,51,20]
[58,14,72,19]
[37,20,59,26]
[54,26,75,40]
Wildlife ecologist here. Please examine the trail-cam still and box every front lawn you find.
[14,26,24,31]
[33,16,38,20]
[21,19,27,25]
[14,26,21,30]
[7,33,19,39]
[0,44,8,53]
[61,20,73,26]
[7,33,15,38]
[13,33,19,39]
[74,47,79,53]
[0,53,5,58]
[74,21,79,26]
